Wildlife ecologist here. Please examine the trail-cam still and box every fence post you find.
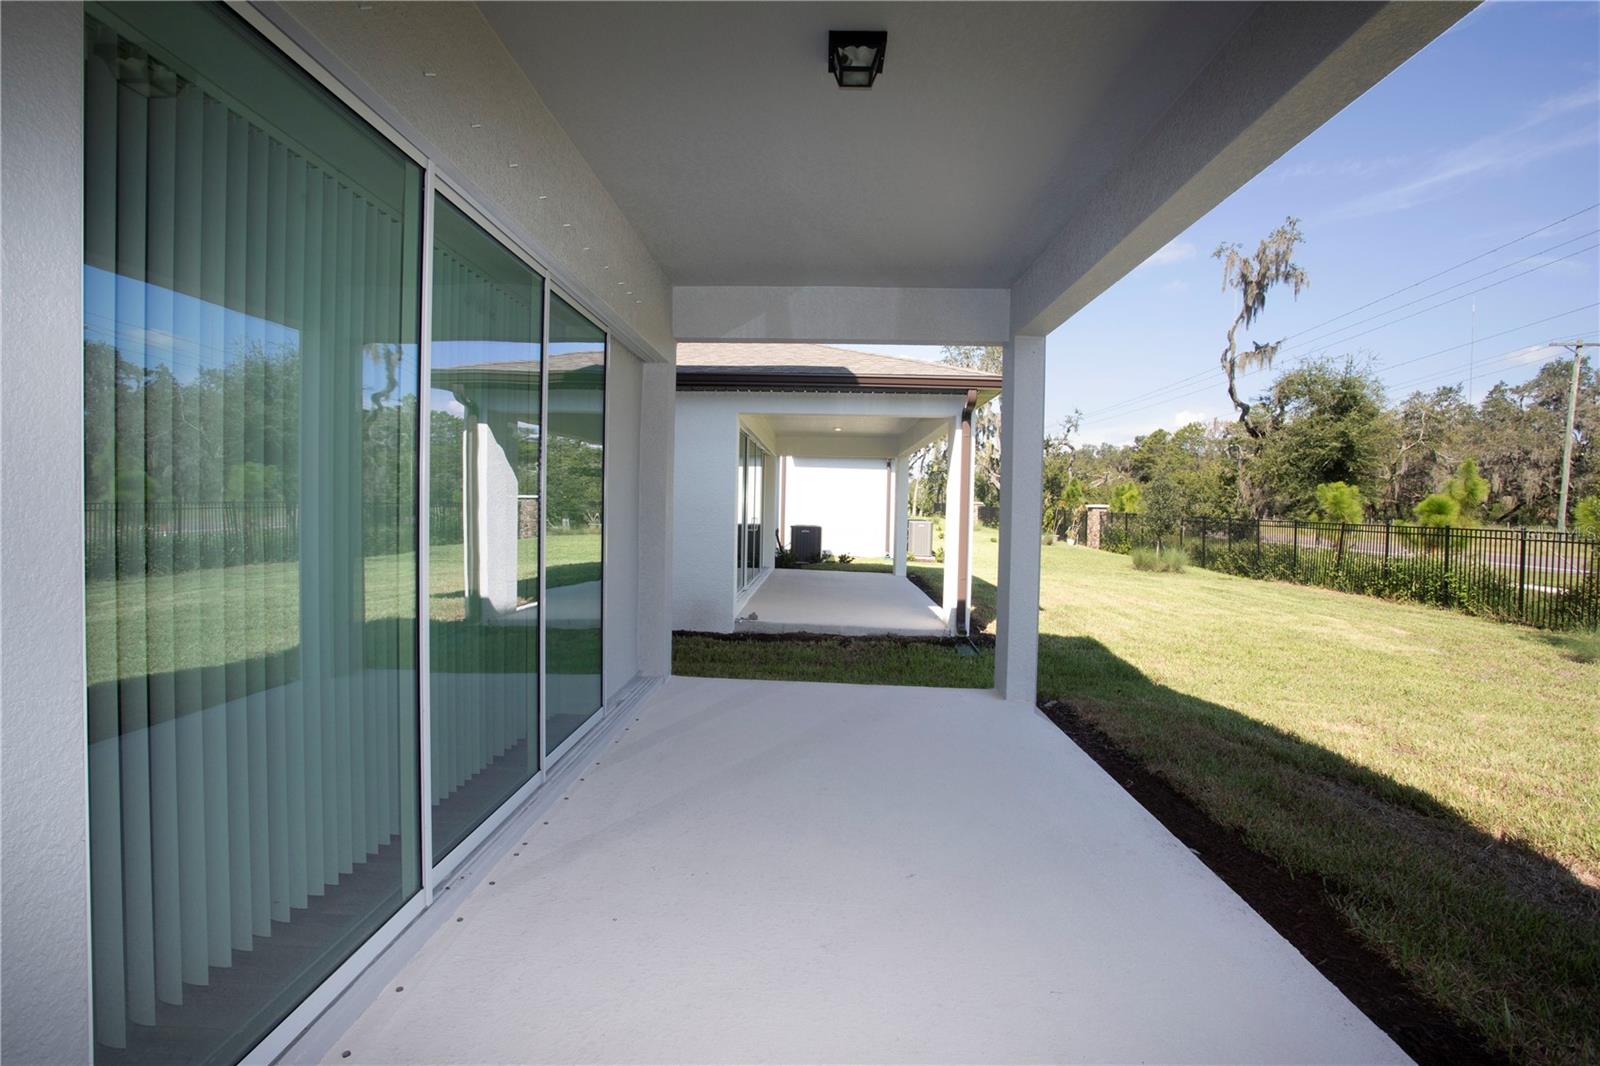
[1291,520,1299,574]
[1517,527,1528,622]
[1382,521,1391,579]
[1442,525,1452,606]
[1199,517,1208,568]
[1255,518,1262,565]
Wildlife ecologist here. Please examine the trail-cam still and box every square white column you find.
[892,454,910,577]
[995,335,1046,705]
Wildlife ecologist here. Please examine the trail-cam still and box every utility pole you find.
[1553,338,1585,532]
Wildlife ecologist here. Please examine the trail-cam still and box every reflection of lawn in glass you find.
[86,531,601,686]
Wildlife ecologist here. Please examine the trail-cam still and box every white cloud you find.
[1138,240,1197,269]
[1325,91,1599,222]
[1171,409,1209,426]
[1507,342,1564,366]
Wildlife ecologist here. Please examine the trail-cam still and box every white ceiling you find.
[481,2,1256,289]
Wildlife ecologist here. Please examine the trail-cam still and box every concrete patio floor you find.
[736,568,948,636]
[298,676,1404,1065]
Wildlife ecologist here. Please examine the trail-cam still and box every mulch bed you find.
[1037,697,1506,1066]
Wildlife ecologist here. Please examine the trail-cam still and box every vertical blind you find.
[427,196,542,863]
[83,6,421,1061]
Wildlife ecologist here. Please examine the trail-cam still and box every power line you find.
[1076,303,1600,431]
[1275,230,1597,358]
[1275,202,1598,343]
[1081,244,1597,423]
[1079,204,1600,422]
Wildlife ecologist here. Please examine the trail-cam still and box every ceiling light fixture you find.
[833,426,843,432]
[827,31,886,89]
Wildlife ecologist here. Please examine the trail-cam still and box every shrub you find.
[1313,481,1364,524]
[1413,493,1460,528]
[1575,494,1600,537]
[1110,482,1142,514]
[1131,546,1187,573]
[1444,458,1489,520]
[837,553,854,565]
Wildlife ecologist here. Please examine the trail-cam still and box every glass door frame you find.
[209,6,623,1061]
[540,285,608,770]
[422,177,555,888]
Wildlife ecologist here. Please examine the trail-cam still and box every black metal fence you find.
[1097,512,1600,631]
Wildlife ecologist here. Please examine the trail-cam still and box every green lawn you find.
[86,532,603,685]
[673,533,1600,1064]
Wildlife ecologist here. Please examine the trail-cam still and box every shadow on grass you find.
[1038,632,1598,1065]
[1537,629,1600,664]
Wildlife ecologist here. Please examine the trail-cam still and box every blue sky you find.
[842,1,1600,445]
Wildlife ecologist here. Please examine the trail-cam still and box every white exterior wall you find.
[784,458,894,559]
[673,393,742,632]
[1,5,92,1060]
[604,346,644,698]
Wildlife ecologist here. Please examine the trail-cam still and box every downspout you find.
[957,389,976,637]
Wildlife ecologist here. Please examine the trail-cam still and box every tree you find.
[1110,482,1141,513]
[1214,217,1309,438]
[1575,494,1600,537]
[1041,413,1086,535]
[1314,481,1365,524]
[1381,386,1473,520]
[907,345,1004,511]
[1442,458,1489,522]
[1250,358,1389,516]
[1413,493,1460,528]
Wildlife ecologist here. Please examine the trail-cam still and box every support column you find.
[995,336,1046,705]
[636,362,676,678]
[940,417,962,633]
[892,454,910,577]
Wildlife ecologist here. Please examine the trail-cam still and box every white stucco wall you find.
[604,345,643,699]
[672,394,742,633]
[272,1,672,361]
[784,458,894,559]
[1,5,92,1061]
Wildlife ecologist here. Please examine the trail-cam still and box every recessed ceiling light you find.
[470,122,482,129]
[562,223,572,228]
[833,426,843,432]
[582,246,590,251]
[537,194,547,200]
[508,162,520,168]
[423,70,437,78]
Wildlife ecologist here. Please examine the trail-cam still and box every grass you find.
[86,531,602,685]
[672,533,1600,1064]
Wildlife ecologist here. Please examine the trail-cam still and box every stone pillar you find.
[1085,503,1108,550]
[995,335,1046,706]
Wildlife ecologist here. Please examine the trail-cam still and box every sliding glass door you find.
[83,4,421,1061]
[544,295,605,755]
[426,194,542,864]
[737,431,768,591]
[83,5,615,1061]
